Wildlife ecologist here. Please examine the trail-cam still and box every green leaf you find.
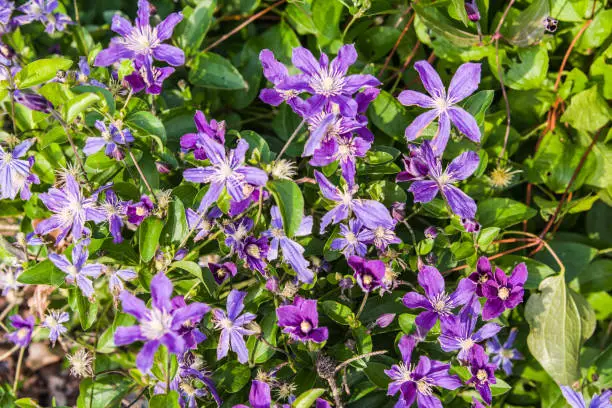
[413,1,480,47]
[15,58,73,89]
[17,260,65,286]
[72,85,116,115]
[169,260,203,281]
[76,375,132,408]
[188,52,247,90]
[266,179,304,237]
[578,259,612,294]
[312,0,343,44]
[491,45,549,91]
[97,312,136,353]
[368,90,412,141]
[139,217,164,262]
[560,86,611,132]
[149,392,180,408]
[449,0,469,26]
[292,388,325,408]
[63,92,100,122]
[321,300,354,326]
[477,198,537,228]
[525,274,596,385]
[578,9,612,51]
[126,111,167,142]
[476,227,500,250]
[176,0,216,55]
[74,287,98,330]
[363,362,391,388]
[212,361,251,393]
[503,0,549,47]
[491,378,512,396]
[247,311,279,364]
[162,198,188,245]
[534,241,598,282]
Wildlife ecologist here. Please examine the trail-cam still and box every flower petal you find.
[447,63,481,104]
[398,90,435,108]
[448,107,480,142]
[414,60,445,98]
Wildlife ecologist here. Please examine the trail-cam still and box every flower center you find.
[362,274,373,286]
[2,151,12,163]
[476,369,488,382]
[135,206,147,216]
[124,25,159,53]
[180,382,196,397]
[246,244,261,259]
[479,274,489,284]
[67,265,78,278]
[345,231,357,244]
[337,140,353,159]
[311,69,345,97]
[396,362,413,382]
[300,320,312,333]
[416,378,433,396]
[140,308,173,340]
[498,287,510,300]
[271,228,284,238]
[17,327,29,339]
[218,317,233,330]
[433,96,449,112]
[459,338,475,351]
[501,349,514,359]
[218,161,235,180]
[431,292,452,315]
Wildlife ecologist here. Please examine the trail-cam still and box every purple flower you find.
[468,257,494,297]
[183,138,268,213]
[14,0,72,33]
[13,90,53,113]
[212,289,256,364]
[0,264,23,295]
[262,206,313,283]
[241,236,269,274]
[462,217,481,233]
[486,328,523,375]
[126,195,154,225]
[169,296,208,351]
[180,111,226,160]
[42,310,69,346]
[248,380,271,408]
[314,170,394,233]
[361,224,401,251]
[424,226,438,239]
[124,55,175,95]
[402,265,473,332]
[94,0,184,69]
[316,399,332,408]
[439,298,501,361]
[109,268,137,297]
[208,262,237,285]
[175,353,222,407]
[560,386,612,408]
[0,138,39,200]
[465,0,481,22]
[397,141,479,219]
[481,263,527,320]
[398,60,481,153]
[259,49,308,116]
[49,241,104,299]
[467,345,497,405]
[114,272,210,372]
[310,133,371,186]
[83,120,134,160]
[276,297,328,343]
[100,190,128,243]
[385,335,462,408]
[224,217,253,251]
[376,313,396,328]
[35,175,105,244]
[348,256,386,293]
[6,314,34,347]
[186,207,221,242]
[278,44,380,117]
[330,219,369,257]
[0,0,14,27]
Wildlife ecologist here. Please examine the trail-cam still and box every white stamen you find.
[140,308,173,340]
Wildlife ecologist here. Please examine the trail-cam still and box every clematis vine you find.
[330,219,369,258]
[100,189,128,243]
[42,310,69,346]
[6,314,35,347]
[0,138,39,200]
[259,49,308,116]
[276,297,328,343]
[486,328,523,375]
[83,120,134,160]
[467,345,497,405]
[49,240,104,299]
[212,289,257,364]
[481,263,527,320]
[348,256,386,293]
[180,111,226,160]
[14,0,72,33]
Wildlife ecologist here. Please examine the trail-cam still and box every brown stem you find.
[442,241,539,275]
[126,146,156,202]
[378,11,415,77]
[334,350,388,373]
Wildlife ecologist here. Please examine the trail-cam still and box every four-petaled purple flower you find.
[126,195,154,225]
[183,138,268,213]
[481,263,527,320]
[49,240,104,299]
[385,335,462,408]
[397,141,479,219]
[398,60,481,154]
[124,55,175,95]
[35,175,105,244]
[42,310,69,346]
[83,120,134,160]
[114,271,210,372]
[560,386,612,408]
[0,138,39,200]
[208,261,237,285]
[276,297,328,343]
[186,207,221,242]
[331,219,369,257]
[348,256,386,293]
[212,289,257,364]
[101,189,128,243]
[439,298,501,361]
[262,206,313,283]
[94,0,184,69]
[467,344,497,405]
[6,314,34,347]
[468,256,494,297]
[241,236,269,274]
[14,0,72,34]
[402,265,473,332]
[486,328,523,375]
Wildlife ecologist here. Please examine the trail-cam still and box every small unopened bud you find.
[391,202,406,221]
[155,161,171,174]
[461,218,481,233]
[424,226,438,239]
[464,0,480,22]
[376,313,396,328]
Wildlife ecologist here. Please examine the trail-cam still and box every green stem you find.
[12,347,25,393]
[277,119,306,160]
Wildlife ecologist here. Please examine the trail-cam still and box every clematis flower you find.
[13,90,53,113]
[212,289,257,364]
[74,56,106,87]
[183,138,268,213]
[100,189,128,243]
[114,272,210,372]
[385,335,462,408]
[258,49,308,116]
[14,0,72,33]
[0,0,14,28]
[276,297,328,343]
[42,310,69,346]
[0,264,23,295]
[481,263,527,320]
[49,241,104,299]
[94,0,184,68]
[83,120,134,160]
[348,256,386,293]
[396,141,479,219]
[124,55,175,95]
[126,195,154,225]
[186,207,222,242]
[486,328,523,375]
[468,257,495,297]
[6,314,34,347]
[0,138,40,200]
[467,345,497,405]
[108,268,137,297]
[36,175,105,244]
[314,170,394,233]
[376,313,396,328]
[248,380,271,408]
[402,265,473,332]
[316,399,332,408]
[309,133,371,186]
[180,111,226,160]
[360,224,401,251]
[277,44,380,117]
[224,217,253,252]
[560,386,612,408]
[439,298,501,361]
[303,107,368,160]
[330,219,369,258]
[241,236,269,274]
[262,206,313,283]
[208,262,237,285]
[398,60,481,153]
[175,353,222,407]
